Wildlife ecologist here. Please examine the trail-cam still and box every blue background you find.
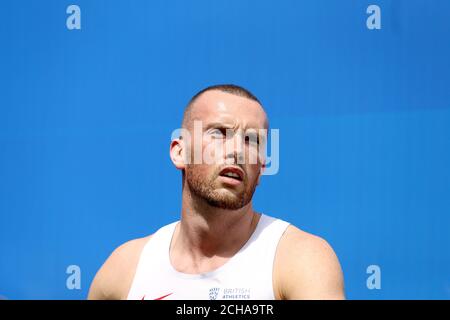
[0,0,449,299]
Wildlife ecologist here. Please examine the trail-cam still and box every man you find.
[88,84,345,300]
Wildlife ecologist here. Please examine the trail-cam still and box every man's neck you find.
[172,188,260,267]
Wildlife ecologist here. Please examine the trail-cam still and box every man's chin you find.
[208,202,245,210]
[205,193,246,210]
[214,187,244,199]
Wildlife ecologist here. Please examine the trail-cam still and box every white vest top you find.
[127,214,290,300]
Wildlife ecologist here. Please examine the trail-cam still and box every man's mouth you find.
[218,166,244,184]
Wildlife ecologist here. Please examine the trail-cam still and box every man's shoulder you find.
[280,225,333,254]
[276,225,339,273]
[88,235,152,300]
[111,235,152,261]
[107,236,153,275]
[274,225,345,299]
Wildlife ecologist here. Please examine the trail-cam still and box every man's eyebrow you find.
[204,122,234,130]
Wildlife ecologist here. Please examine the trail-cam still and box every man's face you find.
[183,90,268,210]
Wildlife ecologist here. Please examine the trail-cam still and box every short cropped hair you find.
[181,84,263,129]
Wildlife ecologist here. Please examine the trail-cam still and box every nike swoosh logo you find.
[141,293,173,300]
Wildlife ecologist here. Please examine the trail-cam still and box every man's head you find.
[170,84,269,210]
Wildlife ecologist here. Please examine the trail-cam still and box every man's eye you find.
[245,135,259,145]
[211,129,225,138]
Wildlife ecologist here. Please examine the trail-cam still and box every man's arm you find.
[88,236,150,300]
[274,225,345,300]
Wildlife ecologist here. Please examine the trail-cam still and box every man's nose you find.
[224,132,244,164]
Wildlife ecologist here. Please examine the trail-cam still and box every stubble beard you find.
[185,165,258,210]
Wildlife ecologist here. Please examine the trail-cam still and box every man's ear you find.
[170,138,186,170]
